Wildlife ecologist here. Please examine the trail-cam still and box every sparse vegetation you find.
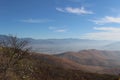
[0,35,31,80]
[0,35,119,80]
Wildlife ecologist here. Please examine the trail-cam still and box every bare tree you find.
[0,35,31,80]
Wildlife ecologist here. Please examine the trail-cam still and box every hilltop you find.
[55,49,120,74]
[0,51,118,80]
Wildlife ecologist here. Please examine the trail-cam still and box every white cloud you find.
[56,7,93,15]
[55,29,66,32]
[21,19,53,23]
[49,26,67,33]
[56,8,65,12]
[94,27,120,32]
[92,16,120,24]
[81,27,120,40]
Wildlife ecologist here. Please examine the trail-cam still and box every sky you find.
[1,0,120,40]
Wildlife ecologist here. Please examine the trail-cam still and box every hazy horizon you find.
[1,1,120,79]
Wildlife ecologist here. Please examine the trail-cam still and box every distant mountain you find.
[25,49,120,75]
[0,35,8,40]
[22,50,120,75]
[28,38,113,54]
[32,52,104,73]
[103,42,120,50]
[55,49,120,74]
[0,34,120,54]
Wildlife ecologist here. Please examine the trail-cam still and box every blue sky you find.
[1,0,120,40]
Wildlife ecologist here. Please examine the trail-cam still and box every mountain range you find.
[30,49,120,75]
[0,35,120,79]
[1,35,120,73]
[1,34,120,54]
[0,49,118,80]
[55,49,120,74]
[18,48,120,75]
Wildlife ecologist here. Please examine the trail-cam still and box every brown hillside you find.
[55,49,120,74]
[0,51,118,80]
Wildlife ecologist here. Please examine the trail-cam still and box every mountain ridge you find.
[55,49,120,74]
[0,34,116,54]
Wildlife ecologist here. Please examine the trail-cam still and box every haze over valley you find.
[1,0,120,80]
[23,36,120,54]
